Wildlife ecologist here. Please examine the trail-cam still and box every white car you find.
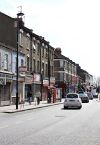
[64,93,82,109]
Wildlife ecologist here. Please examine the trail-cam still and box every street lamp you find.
[47,44,51,103]
[16,11,24,109]
[39,37,44,101]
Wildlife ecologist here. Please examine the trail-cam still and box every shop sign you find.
[33,73,40,82]
[19,66,27,72]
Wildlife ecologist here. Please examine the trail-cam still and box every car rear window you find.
[78,91,84,94]
[67,94,78,98]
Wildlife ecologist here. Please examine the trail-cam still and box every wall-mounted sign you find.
[19,66,27,72]
[33,73,40,82]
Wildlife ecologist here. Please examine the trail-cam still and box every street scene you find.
[0,99,100,145]
[0,7,98,109]
[1,0,100,145]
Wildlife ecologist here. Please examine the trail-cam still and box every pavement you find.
[0,99,64,113]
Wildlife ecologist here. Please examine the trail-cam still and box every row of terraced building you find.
[0,11,93,106]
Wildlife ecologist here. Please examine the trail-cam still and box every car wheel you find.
[78,106,82,109]
[64,106,68,109]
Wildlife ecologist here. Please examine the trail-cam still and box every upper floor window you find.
[45,64,48,77]
[60,73,64,81]
[33,42,36,53]
[0,52,1,69]
[37,44,40,55]
[37,60,40,73]
[19,32,23,46]
[19,30,23,46]
[33,59,36,72]
[27,56,29,71]
[21,59,24,66]
[4,54,8,70]
[26,37,30,50]
[60,60,64,68]
[42,62,44,75]
[45,48,48,58]
[42,46,44,57]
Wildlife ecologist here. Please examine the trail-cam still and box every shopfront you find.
[25,73,41,101]
[25,75,33,101]
[32,73,41,99]
[0,72,13,106]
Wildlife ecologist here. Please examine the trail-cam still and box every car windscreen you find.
[67,94,78,98]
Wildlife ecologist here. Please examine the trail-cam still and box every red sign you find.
[33,73,40,82]
[19,66,27,72]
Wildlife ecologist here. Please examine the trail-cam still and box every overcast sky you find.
[1,0,100,77]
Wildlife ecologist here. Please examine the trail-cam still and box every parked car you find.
[91,88,98,98]
[78,91,89,103]
[64,93,82,109]
[87,92,93,100]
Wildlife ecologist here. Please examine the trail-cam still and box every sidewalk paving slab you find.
[0,100,64,113]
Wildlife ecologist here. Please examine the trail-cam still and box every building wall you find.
[0,12,16,48]
[0,45,12,72]
[12,51,25,74]
[0,45,13,106]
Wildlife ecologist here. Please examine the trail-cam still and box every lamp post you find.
[47,44,51,103]
[39,36,44,101]
[16,11,24,109]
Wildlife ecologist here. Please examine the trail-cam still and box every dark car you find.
[87,92,93,100]
[78,91,89,103]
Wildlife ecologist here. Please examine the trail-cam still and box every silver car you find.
[64,93,82,109]
[78,91,89,103]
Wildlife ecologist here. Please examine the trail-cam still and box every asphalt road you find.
[0,99,100,145]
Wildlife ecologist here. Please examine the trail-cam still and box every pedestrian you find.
[34,96,37,106]
[96,86,100,101]
[27,91,32,105]
[19,93,24,109]
[37,96,40,105]
[36,92,41,105]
